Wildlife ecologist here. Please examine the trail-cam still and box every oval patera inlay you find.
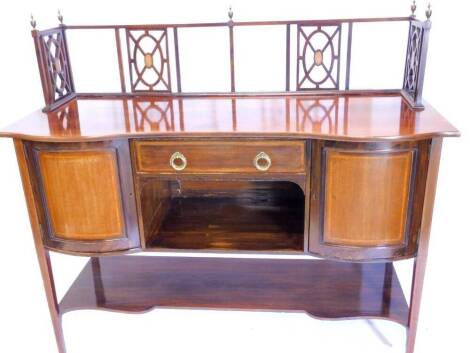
[144,53,154,69]
[54,58,62,72]
[314,50,323,66]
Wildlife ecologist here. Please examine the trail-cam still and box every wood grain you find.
[135,179,171,248]
[14,139,66,353]
[406,138,442,353]
[323,149,413,246]
[151,200,303,251]
[24,140,141,254]
[308,140,429,261]
[147,181,305,252]
[60,255,409,328]
[134,140,306,174]
[0,94,459,142]
[38,150,124,240]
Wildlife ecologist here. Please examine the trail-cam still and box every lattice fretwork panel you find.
[403,23,424,99]
[297,24,341,90]
[295,98,338,133]
[40,30,74,102]
[132,99,174,132]
[126,29,171,92]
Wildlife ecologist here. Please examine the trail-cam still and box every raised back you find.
[30,5,433,112]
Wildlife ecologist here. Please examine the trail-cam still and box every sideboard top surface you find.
[0,93,459,142]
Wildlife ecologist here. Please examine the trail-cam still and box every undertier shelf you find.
[59,256,409,326]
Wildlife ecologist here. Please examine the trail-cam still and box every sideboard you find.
[0,5,460,353]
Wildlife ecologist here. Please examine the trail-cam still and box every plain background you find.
[0,0,468,352]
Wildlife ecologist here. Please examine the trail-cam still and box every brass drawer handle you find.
[170,152,187,171]
[253,152,272,171]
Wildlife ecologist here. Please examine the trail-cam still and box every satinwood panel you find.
[38,150,125,240]
[323,150,413,246]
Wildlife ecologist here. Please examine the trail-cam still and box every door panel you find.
[26,140,140,253]
[38,150,124,240]
[309,140,429,261]
[323,150,413,247]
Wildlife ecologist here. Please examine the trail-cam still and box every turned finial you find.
[425,3,432,20]
[30,14,37,29]
[58,9,64,25]
[410,1,417,18]
[228,6,233,21]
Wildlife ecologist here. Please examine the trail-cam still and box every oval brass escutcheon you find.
[144,53,154,69]
[314,50,323,66]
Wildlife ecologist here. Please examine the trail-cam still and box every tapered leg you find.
[406,138,442,353]
[35,247,67,353]
[406,255,428,353]
[14,139,66,353]
[91,257,106,307]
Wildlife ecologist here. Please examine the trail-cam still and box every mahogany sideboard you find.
[0,6,460,353]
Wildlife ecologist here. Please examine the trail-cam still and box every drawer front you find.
[133,140,306,174]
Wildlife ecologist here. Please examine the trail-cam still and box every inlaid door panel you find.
[26,140,140,253]
[309,140,430,261]
[323,150,413,247]
[38,150,124,240]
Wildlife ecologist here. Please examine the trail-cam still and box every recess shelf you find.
[147,196,305,252]
[59,256,409,326]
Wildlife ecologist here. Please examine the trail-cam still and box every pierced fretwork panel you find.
[40,29,74,102]
[297,24,341,90]
[132,99,174,132]
[126,29,171,92]
[403,23,424,99]
[295,98,338,133]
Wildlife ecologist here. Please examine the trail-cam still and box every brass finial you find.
[30,14,37,29]
[228,6,233,21]
[425,3,432,20]
[58,9,64,25]
[411,1,417,18]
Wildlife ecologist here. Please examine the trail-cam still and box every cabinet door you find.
[309,140,429,261]
[27,140,139,253]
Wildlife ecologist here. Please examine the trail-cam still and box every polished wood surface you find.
[24,140,141,254]
[9,134,448,353]
[151,197,304,251]
[406,138,443,353]
[0,94,459,142]
[323,149,413,246]
[32,16,428,111]
[60,256,409,327]
[143,181,304,252]
[309,140,429,261]
[14,139,66,353]
[38,150,124,240]
[4,100,455,353]
[4,12,458,353]
[136,179,171,248]
[134,140,306,174]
